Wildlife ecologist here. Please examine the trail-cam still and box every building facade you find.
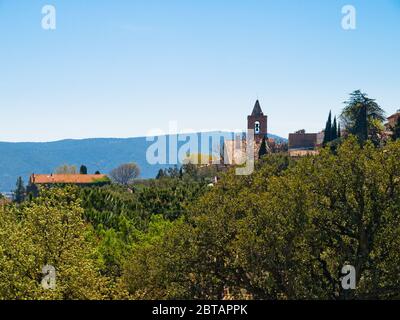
[386,110,400,130]
[288,129,320,157]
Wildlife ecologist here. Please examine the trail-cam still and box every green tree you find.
[353,102,368,144]
[167,165,180,178]
[369,118,385,147]
[0,187,111,299]
[331,116,338,141]
[337,122,342,138]
[239,139,400,299]
[258,137,268,158]
[340,90,385,143]
[121,155,295,299]
[323,111,332,145]
[13,177,26,204]
[156,169,165,179]
[80,165,88,174]
[120,142,400,300]
[181,162,198,180]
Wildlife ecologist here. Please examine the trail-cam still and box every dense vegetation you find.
[119,138,400,299]
[0,91,398,300]
[1,136,400,300]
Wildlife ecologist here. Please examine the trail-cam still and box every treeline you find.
[323,90,400,147]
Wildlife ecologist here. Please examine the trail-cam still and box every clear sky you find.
[0,0,399,142]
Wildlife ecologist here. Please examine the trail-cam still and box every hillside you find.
[0,132,286,192]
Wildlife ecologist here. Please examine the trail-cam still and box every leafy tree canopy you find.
[340,90,385,143]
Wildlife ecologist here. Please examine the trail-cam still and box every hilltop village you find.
[225,96,399,164]
[1,91,400,201]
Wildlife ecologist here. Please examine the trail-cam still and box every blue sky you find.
[0,0,399,142]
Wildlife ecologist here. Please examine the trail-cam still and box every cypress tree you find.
[337,123,341,138]
[323,111,332,145]
[80,165,88,175]
[354,104,368,143]
[14,177,26,204]
[156,169,165,179]
[258,137,268,158]
[179,167,183,179]
[331,116,338,141]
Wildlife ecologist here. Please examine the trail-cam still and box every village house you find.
[385,110,400,131]
[29,173,110,186]
[27,173,110,195]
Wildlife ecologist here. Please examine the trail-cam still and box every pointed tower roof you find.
[251,100,263,116]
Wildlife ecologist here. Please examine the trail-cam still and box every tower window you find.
[255,121,260,134]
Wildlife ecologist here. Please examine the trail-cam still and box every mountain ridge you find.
[0,131,287,192]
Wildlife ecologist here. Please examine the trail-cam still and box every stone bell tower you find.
[247,100,268,144]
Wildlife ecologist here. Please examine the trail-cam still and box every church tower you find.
[247,100,268,143]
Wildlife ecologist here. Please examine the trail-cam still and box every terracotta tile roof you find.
[387,112,400,121]
[31,174,108,184]
[387,112,400,120]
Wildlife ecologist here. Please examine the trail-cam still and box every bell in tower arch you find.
[255,121,260,134]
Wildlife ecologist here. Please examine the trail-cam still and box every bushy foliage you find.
[340,90,385,145]
[78,174,209,278]
[3,138,400,300]
[120,139,400,300]
[0,187,111,299]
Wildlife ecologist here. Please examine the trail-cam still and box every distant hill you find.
[0,132,287,192]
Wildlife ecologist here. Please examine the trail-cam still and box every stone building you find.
[288,129,320,157]
[224,100,269,165]
[247,100,268,144]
